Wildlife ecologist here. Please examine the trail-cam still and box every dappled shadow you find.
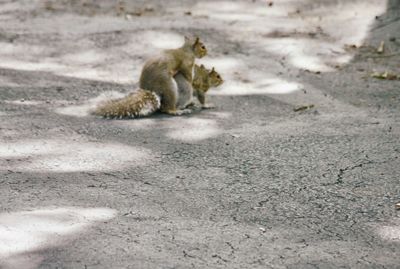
[115,112,228,142]
[376,219,400,241]
[0,0,399,268]
[0,207,116,269]
[191,0,386,71]
[0,0,387,96]
[0,138,153,173]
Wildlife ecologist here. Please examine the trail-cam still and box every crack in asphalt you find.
[225,241,236,257]
[336,161,371,184]
[334,155,398,185]
[211,254,229,263]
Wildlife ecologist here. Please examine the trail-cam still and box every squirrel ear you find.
[184,36,190,42]
[194,37,200,44]
[211,67,215,72]
[200,64,205,68]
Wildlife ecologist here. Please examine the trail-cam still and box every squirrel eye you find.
[217,75,221,79]
[201,46,205,49]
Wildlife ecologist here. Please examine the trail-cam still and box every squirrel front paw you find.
[201,103,216,109]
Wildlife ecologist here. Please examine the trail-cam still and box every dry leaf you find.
[144,7,154,12]
[44,1,55,11]
[371,71,398,80]
[294,104,315,112]
[344,44,358,50]
[377,41,385,54]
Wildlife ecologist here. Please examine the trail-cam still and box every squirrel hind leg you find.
[178,109,192,115]
[163,108,192,116]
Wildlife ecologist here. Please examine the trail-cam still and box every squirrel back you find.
[92,89,160,119]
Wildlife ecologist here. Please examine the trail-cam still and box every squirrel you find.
[139,36,207,116]
[192,64,223,108]
[92,64,223,119]
[175,64,223,109]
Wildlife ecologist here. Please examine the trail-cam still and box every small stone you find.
[395,202,400,210]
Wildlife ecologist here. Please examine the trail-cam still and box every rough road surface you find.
[0,0,399,268]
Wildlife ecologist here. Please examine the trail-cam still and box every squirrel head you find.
[184,36,207,58]
[193,64,223,92]
[208,67,224,88]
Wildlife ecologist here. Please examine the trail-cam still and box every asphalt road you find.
[0,0,399,268]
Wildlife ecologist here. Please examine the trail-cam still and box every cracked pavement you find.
[0,0,399,268]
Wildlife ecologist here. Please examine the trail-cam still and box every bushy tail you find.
[92,89,161,119]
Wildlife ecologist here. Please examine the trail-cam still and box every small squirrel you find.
[192,64,223,108]
[175,64,223,109]
[139,36,207,115]
[92,64,223,119]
